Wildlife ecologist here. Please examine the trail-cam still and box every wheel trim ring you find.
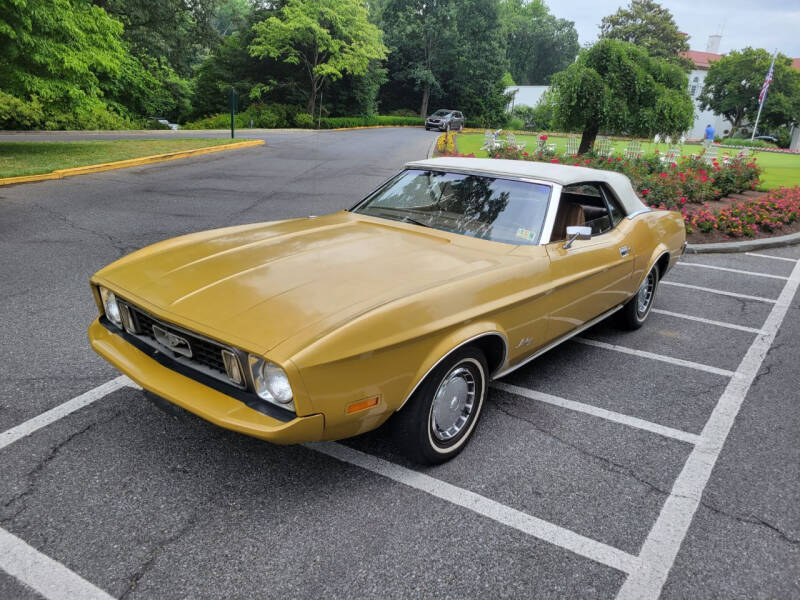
[426,358,486,453]
[636,270,656,317]
[430,367,476,441]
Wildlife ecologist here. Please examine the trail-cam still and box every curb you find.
[686,231,800,254]
[0,139,264,186]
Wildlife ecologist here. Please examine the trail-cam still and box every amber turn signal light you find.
[346,396,379,414]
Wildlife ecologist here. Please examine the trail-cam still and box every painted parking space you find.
[1,130,797,599]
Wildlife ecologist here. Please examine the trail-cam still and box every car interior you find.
[550,183,625,241]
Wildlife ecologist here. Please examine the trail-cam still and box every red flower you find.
[523,152,529,156]
[641,189,650,196]
[539,134,548,141]
[659,172,669,178]
[550,158,560,163]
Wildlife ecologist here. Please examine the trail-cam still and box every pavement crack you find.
[489,398,672,498]
[698,499,800,545]
[28,201,131,258]
[1,411,123,524]
[119,512,199,600]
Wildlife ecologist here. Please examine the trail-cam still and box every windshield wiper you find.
[401,216,431,228]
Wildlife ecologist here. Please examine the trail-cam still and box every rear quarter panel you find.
[627,210,686,286]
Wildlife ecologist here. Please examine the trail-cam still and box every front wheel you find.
[618,264,659,329]
[391,347,488,465]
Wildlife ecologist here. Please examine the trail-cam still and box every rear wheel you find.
[391,346,488,465]
[618,264,659,329]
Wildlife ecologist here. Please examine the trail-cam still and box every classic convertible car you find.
[89,157,685,464]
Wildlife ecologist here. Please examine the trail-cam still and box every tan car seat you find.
[552,203,586,241]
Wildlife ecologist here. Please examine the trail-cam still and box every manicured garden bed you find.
[0,139,237,178]
[454,132,800,191]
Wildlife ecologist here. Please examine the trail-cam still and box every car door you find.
[543,183,635,342]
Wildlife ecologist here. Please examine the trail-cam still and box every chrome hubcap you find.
[637,271,656,316]
[431,366,476,441]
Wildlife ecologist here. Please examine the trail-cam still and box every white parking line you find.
[307,441,641,574]
[651,309,766,335]
[617,257,800,599]
[676,262,788,280]
[745,252,798,263]
[0,376,136,451]
[0,375,642,586]
[661,281,777,304]
[574,338,735,378]
[0,528,115,600]
[492,382,701,445]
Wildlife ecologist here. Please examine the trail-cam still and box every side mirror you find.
[563,226,591,249]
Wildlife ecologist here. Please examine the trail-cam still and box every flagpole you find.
[751,50,777,141]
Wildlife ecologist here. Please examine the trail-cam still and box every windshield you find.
[430,110,450,117]
[352,169,551,245]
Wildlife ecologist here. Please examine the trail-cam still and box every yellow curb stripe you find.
[0,139,264,186]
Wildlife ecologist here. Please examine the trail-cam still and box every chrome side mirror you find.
[563,225,592,249]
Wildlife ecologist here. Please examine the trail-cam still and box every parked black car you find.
[425,109,464,132]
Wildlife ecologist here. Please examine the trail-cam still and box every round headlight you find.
[263,362,293,404]
[99,286,121,326]
[249,356,294,408]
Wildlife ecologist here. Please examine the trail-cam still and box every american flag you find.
[758,54,776,106]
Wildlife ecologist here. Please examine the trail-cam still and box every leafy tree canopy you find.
[93,0,221,77]
[551,38,694,152]
[698,48,800,136]
[500,0,579,85]
[599,0,691,68]
[0,0,131,128]
[249,0,388,115]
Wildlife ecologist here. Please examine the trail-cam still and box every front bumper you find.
[89,318,324,444]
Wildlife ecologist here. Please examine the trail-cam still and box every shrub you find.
[507,117,525,131]
[435,131,457,155]
[294,113,314,128]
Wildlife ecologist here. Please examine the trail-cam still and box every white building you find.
[681,35,733,140]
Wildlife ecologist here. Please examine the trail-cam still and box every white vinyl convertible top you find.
[405,157,650,216]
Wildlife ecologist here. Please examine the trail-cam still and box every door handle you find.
[619,246,630,257]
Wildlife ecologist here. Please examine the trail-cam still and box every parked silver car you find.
[425,109,464,132]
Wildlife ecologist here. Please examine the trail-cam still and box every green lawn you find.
[454,133,800,190]
[0,138,237,178]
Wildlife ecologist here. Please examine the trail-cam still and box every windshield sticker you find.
[516,227,536,241]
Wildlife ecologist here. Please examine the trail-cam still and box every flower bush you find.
[483,144,762,210]
[686,187,800,238]
[436,131,457,155]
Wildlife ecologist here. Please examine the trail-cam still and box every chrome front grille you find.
[121,302,245,388]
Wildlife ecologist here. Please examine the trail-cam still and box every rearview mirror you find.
[563,226,592,249]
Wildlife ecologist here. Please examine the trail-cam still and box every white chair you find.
[660,146,681,165]
[505,133,525,151]
[624,140,643,159]
[563,136,579,156]
[595,136,615,157]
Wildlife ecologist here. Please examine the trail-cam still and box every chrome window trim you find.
[538,182,563,244]
[395,331,509,412]
[626,208,652,220]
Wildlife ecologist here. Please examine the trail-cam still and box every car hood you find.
[95,211,514,354]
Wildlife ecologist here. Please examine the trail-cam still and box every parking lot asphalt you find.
[0,128,798,599]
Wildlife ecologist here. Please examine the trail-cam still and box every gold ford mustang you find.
[89,157,685,464]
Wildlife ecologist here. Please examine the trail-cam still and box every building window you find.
[690,85,697,96]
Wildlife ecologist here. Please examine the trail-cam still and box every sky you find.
[550,0,800,58]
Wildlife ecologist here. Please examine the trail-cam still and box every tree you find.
[249,0,387,116]
[500,0,579,85]
[381,0,458,117]
[0,0,131,128]
[93,0,221,77]
[599,0,690,68]
[698,48,800,136]
[551,39,694,153]
[441,0,510,126]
